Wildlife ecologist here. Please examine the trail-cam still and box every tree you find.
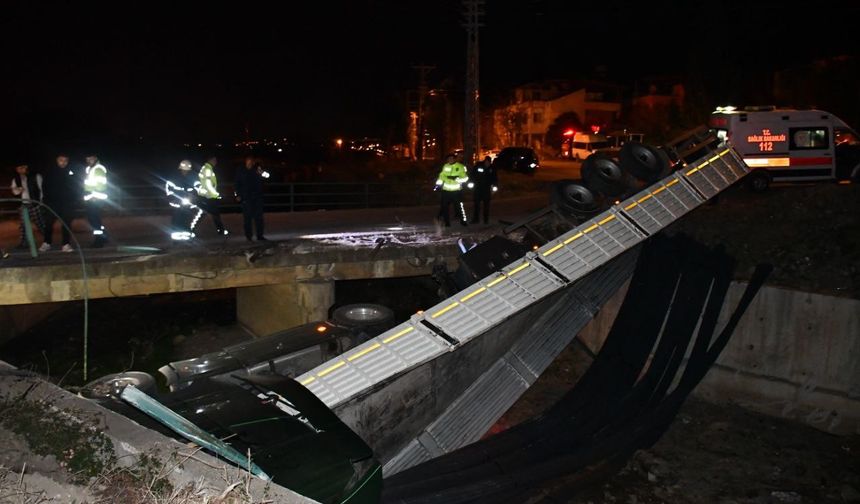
[545,112,583,150]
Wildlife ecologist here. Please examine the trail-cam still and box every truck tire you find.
[620,142,670,182]
[746,171,770,192]
[582,154,627,196]
[332,303,394,329]
[79,371,158,401]
[551,180,598,215]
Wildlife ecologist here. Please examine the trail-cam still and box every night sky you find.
[2,0,858,151]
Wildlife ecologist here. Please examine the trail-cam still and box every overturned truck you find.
[87,130,765,503]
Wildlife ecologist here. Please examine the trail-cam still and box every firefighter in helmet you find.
[165,159,201,241]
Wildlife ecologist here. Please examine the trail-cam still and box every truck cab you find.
[709,106,860,191]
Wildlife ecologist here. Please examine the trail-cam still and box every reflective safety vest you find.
[197,162,219,199]
[83,163,108,201]
[166,171,200,208]
[435,162,469,191]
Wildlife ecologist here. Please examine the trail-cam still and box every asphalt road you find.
[0,193,549,261]
[536,158,582,181]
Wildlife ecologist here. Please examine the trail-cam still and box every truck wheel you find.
[332,303,394,329]
[582,154,627,196]
[551,180,598,215]
[746,171,770,192]
[620,142,670,182]
[80,371,158,401]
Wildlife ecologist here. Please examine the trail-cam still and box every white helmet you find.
[179,160,193,171]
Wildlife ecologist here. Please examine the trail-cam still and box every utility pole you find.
[462,0,485,166]
[412,64,435,161]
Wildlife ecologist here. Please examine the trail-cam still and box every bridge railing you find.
[0,182,435,217]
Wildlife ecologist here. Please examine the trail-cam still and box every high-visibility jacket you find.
[197,162,220,199]
[166,171,200,208]
[435,162,469,191]
[83,163,108,201]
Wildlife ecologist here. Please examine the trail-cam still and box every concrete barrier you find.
[0,364,317,502]
[578,283,860,435]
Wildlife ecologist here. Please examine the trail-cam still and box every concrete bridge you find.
[0,196,543,339]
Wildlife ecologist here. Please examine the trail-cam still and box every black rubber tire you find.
[331,303,395,328]
[619,142,670,182]
[79,371,158,401]
[551,180,598,215]
[581,153,627,196]
[746,171,770,192]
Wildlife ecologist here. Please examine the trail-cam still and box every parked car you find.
[491,147,539,174]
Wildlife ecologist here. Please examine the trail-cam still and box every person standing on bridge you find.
[234,155,269,242]
[435,153,469,227]
[40,153,79,252]
[468,156,498,225]
[166,159,201,242]
[197,155,228,236]
[82,154,109,247]
[9,162,45,250]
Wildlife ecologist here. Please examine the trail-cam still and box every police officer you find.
[41,153,79,252]
[165,160,201,241]
[468,156,498,225]
[197,155,228,236]
[82,154,108,247]
[234,155,269,242]
[435,153,470,227]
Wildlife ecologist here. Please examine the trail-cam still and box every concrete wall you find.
[578,283,860,435]
[237,279,335,336]
[0,366,317,502]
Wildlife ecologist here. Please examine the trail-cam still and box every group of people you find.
[5,153,108,255]
[3,152,271,258]
[164,155,269,243]
[435,154,498,227]
[3,151,497,258]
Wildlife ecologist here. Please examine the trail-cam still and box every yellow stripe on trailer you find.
[348,342,381,361]
[564,232,584,244]
[383,326,414,344]
[432,302,460,318]
[487,275,506,287]
[460,287,487,302]
[542,243,564,257]
[318,360,346,377]
[507,262,530,276]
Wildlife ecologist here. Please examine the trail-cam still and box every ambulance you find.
[709,106,860,191]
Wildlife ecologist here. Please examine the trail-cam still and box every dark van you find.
[492,147,539,174]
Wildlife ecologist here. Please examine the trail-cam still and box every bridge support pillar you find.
[236,279,335,337]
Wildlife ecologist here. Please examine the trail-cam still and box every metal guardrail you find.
[0,182,433,217]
